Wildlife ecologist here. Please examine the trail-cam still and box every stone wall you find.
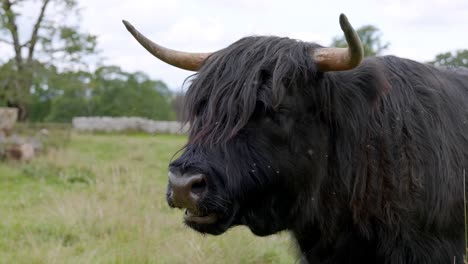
[72,117,188,134]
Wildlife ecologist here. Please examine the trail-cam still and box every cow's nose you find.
[167,170,207,211]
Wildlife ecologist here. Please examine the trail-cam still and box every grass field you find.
[0,132,296,263]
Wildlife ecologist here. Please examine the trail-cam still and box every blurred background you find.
[0,0,467,263]
[1,0,467,123]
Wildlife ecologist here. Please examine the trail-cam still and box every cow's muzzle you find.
[167,170,217,224]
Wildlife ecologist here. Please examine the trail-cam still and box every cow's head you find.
[123,14,363,236]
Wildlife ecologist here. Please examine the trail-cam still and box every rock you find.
[7,143,35,161]
[20,144,35,161]
[39,128,49,136]
[28,137,43,152]
[0,108,18,136]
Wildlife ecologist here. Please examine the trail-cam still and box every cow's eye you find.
[266,105,293,126]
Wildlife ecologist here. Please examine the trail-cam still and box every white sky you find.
[2,0,468,91]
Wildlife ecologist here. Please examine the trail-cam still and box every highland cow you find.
[124,14,468,263]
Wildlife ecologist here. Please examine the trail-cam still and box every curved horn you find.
[312,14,364,72]
[122,20,212,71]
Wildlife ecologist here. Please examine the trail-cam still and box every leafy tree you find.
[89,66,175,121]
[38,66,175,123]
[171,91,185,121]
[23,62,58,121]
[1,1,176,123]
[430,50,468,68]
[44,70,93,122]
[331,25,389,57]
[0,0,97,120]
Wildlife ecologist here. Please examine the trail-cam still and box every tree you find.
[331,25,389,57]
[33,65,175,123]
[44,70,93,122]
[430,50,468,68]
[89,66,175,121]
[171,91,185,121]
[0,0,97,120]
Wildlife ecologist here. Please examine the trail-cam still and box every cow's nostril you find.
[168,171,208,209]
[191,177,207,196]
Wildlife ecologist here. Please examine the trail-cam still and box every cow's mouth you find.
[184,209,218,224]
[182,204,239,235]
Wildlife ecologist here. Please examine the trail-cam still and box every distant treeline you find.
[0,62,177,122]
[0,0,180,122]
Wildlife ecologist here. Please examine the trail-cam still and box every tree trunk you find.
[7,101,27,121]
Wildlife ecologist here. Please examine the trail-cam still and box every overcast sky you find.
[2,0,468,91]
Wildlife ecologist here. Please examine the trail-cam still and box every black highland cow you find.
[124,14,468,263]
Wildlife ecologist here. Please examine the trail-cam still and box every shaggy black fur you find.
[168,36,468,263]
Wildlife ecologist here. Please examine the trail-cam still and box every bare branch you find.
[27,0,51,64]
[42,47,67,53]
[20,40,30,48]
[2,0,24,68]
[0,37,13,45]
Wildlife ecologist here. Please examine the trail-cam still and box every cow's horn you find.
[122,20,212,71]
[312,14,364,72]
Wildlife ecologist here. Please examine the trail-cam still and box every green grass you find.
[0,132,296,263]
